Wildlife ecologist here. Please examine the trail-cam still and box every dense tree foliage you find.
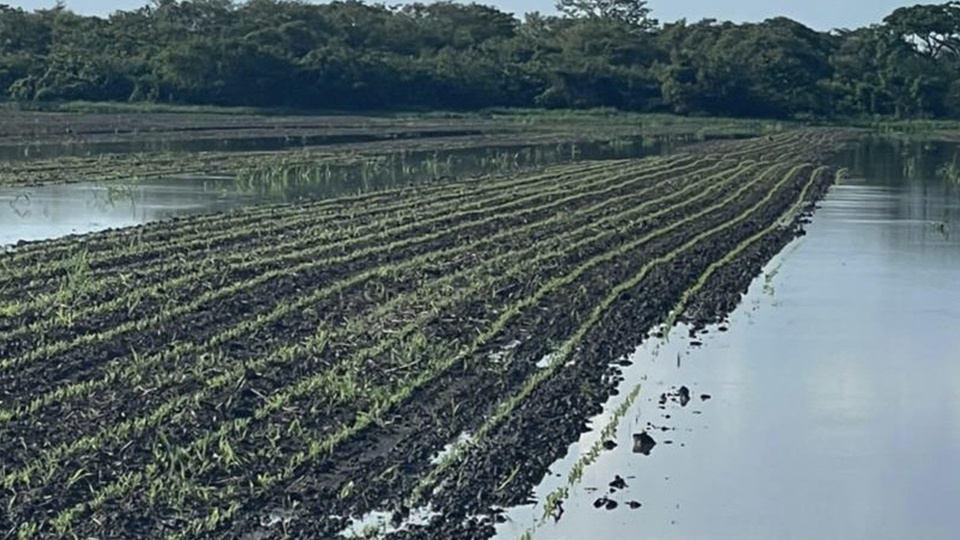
[1,0,959,118]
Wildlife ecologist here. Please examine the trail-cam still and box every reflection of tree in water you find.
[844,138,960,187]
[937,153,960,186]
[842,138,960,246]
[7,191,32,218]
[87,182,140,216]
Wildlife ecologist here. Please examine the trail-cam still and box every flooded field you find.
[1,129,956,539]
[0,138,665,247]
[0,129,494,163]
[492,137,960,540]
[0,132,840,539]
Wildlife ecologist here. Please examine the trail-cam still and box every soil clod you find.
[678,385,691,406]
[593,497,608,509]
[609,475,627,490]
[633,431,657,455]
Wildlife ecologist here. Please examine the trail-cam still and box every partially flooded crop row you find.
[0,111,785,188]
[0,130,846,539]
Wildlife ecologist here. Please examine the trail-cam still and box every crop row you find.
[156,158,824,539]
[0,128,806,309]
[0,128,647,188]
[0,124,809,274]
[0,158,661,323]
[0,158,630,281]
[0,154,753,457]
[0,130,844,539]
[237,143,844,539]
[0,155,719,391]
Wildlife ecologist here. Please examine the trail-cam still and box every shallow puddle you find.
[338,505,440,538]
[494,138,960,539]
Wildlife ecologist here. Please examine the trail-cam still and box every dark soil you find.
[0,129,850,540]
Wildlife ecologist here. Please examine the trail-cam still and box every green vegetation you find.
[0,109,790,187]
[511,166,832,540]
[0,0,958,119]
[0,130,844,538]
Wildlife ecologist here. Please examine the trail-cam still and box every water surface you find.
[495,138,960,540]
[0,179,252,247]
[0,130,492,162]
[0,138,662,247]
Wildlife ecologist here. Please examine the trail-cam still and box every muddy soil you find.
[229,164,832,540]
[0,130,848,539]
[0,159,687,309]
[0,159,719,461]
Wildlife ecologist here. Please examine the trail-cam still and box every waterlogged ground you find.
[0,139,662,247]
[0,178,241,247]
[494,138,960,540]
[0,132,841,539]
[1,131,956,539]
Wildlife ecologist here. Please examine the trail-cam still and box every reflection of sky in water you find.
[497,151,960,539]
[1,139,665,248]
[3,139,959,538]
[0,179,247,247]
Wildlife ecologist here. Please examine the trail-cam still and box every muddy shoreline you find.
[280,165,836,540]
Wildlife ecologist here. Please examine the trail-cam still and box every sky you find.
[7,0,915,31]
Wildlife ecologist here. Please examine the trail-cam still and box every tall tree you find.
[555,0,656,30]
[0,0,958,119]
[884,2,960,61]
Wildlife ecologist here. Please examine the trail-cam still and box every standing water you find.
[495,138,960,540]
[0,138,664,247]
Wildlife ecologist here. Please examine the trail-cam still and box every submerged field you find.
[0,110,784,187]
[0,130,845,539]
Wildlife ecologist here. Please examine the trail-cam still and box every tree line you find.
[1,0,959,119]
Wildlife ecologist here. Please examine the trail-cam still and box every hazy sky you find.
[9,0,914,30]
